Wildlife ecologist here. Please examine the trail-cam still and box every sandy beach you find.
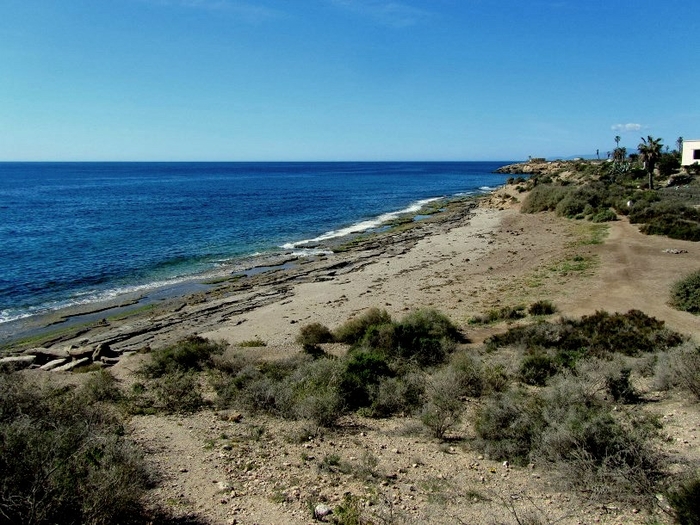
[6,181,699,356]
[6,182,700,525]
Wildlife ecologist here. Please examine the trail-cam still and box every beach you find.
[8,180,699,358]
[6,181,700,525]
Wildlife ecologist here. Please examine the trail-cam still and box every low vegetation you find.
[4,297,699,522]
[670,269,700,314]
[519,157,700,242]
[0,372,151,525]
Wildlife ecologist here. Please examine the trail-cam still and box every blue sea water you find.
[0,162,512,325]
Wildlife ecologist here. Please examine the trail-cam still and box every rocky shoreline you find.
[1,197,480,371]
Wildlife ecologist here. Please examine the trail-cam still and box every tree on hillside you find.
[638,135,663,190]
[613,147,627,164]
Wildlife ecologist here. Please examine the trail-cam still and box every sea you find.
[0,161,512,336]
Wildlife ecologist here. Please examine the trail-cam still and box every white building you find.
[681,139,700,166]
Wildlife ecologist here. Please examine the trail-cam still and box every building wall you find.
[681,140,700,166]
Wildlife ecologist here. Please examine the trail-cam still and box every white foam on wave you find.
[0,274,201,325]
[282,197,441,249]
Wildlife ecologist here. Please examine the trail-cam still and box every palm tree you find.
[677,136,684,154]
[615,135,621,149]
[638,135,663,190]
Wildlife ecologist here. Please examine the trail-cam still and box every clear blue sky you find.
[1,0,698,161]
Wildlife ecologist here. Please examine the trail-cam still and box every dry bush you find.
[654,343,700,400]
[420,368,464,439]
[0,373,151,525]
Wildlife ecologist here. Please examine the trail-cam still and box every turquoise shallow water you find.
[0,161,512,324]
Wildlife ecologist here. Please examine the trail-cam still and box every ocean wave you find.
[0,274,203,325]
[282,197,442,249]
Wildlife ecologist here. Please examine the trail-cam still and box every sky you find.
[1,0,699,161]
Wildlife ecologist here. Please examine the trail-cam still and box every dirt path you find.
[565,217,700,341]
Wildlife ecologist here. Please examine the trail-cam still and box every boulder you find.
[52,357,91,372]
[100,357,121,367]
[92,342,118,361]
[314,504,333,521]
[23,347,70,361]
[69,346,94,359]
[40,358,69,371]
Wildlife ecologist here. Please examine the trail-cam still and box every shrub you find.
[393,309,461,366]
[487,310,685,364]
[293,388,343,428]
[629,201,700,242]
[296,322,335,347]
[420,368,464,439]
[141,335,227,378]
[537,374,662,500]
[473,389,545,465]
[334,308,392,344]
[670,269,700,314]
[449,350,486,397]
[604,367,639,403]
[153,370,206,413]
[667,476,700,525]
[334,308,461,367]
[339,350,392,410]
[371,373,424,418]
[590,209,618,222]
[656,344,700,400]
[238,338,266,347]
[520,353,558,386]
[80,369,123,403]
[521,185,570,213]
[287,357,345,427]
[528,300,556,316]
[0,373,151,525]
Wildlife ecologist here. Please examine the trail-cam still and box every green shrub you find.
[449,351,486,397]
[141,335,227,378]
[0,373,151,525]
[520,353,558,386]
[334,308,461,367]
[80,369,123,403]
[296,322,335,347]
[238,338,267,347]
[590,209,618,222]
[668,476,700,525]
[293,388,343,428]
[528,300,556,316]
[487,310,684,365]
[473,389,545,465]
[670,269,700,314]
[521,185,570,213]
[371,373,424,417]
[629,201,700,241]
[288,357,344,426]
[339,351,392,410]
[334,308,392,344]
[393,309,461,366]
